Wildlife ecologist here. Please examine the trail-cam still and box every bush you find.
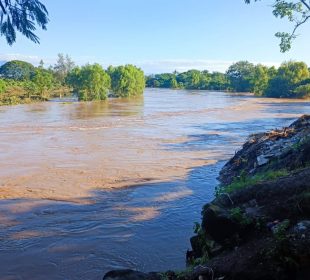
[67,64,111,101]
[108,64,145,97]
[294,84,310,98]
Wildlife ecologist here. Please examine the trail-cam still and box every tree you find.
[169,76,179,89]
[65,67,81,92]
[0,78,7,93]
[0,0,49,45]
[294,83,310,97]
[108,64,145,97]
[176,70,202,89]
[226,61,255,92]
[31,68,54,99]
[250,64,270,96]
[245,0,310,52]
[53,53,75,85]
[0,60,35,80]
[67,64,111,101]
[265,61,310,97]
[38,59,44,69]
[208,72,230,90]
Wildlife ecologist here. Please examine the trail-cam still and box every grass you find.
[216,169,289,196]
[230,207,253,226]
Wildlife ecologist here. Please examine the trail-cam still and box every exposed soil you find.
[103,115,310,280]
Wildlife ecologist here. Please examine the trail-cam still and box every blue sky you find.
[0,0,309,73]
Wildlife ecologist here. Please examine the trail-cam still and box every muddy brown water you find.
[0,89,309,280]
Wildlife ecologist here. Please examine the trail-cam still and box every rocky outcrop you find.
[103,115,310,280]
[219,114,310,185]
[188,115,310,280]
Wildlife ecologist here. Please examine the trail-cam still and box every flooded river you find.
[0,89,310,279]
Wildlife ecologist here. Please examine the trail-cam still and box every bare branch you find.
[300,0,310,11]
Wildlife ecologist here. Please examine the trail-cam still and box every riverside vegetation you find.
[0,54,145,105]
[103,115,310,280]
[1,59,310,106]
[146,60,310,98]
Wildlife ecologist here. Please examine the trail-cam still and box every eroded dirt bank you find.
[106,115,310,280]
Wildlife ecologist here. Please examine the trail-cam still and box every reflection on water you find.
[68,96,145,119]
[0,89,310,280]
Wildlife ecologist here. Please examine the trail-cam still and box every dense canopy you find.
[146,60,310,98]
[0,56,146,105]
[108,65,145,98]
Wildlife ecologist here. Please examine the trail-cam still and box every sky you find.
[0,0,309,73]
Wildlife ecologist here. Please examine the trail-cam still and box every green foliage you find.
[0,78,7,93]
[67,64,111,101]
[146,70,229,91]
[0,60,36,80]
[0,0,49,45]
[65,67,81,92]
[294,83,310,98]
[146,73,180,88]
[265,61,310,97]
[31,68,55,99]
[108,64,145,98]
[146,60,310,99]
[245,1,310,52]
[191,221,212,265]
[230,207,252,226]
[273,219,290,241]
[0,59,67,105]
[216,169,289,196]
[226,61,255,92]
[208,71,230,90]
[0,58,146,106]
[193,221,202,234]
[250,64,271,96]
[178,70,204,89]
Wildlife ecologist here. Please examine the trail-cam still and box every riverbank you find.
[103,115,310,280]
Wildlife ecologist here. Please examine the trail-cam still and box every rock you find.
[191,265,215,279]
[218,115,310,185]
[292,220,310,238]
[190,235,204,258]
[257,155,269,166]
[201,204,239,244]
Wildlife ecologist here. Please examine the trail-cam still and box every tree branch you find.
[291,14,310,39]
[0,1,8,14]
[300,0,310,11]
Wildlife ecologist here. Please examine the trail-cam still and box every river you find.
[0,88,310,280]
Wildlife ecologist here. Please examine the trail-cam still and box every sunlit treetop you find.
[245,0,310,52]
[0,0,49,45]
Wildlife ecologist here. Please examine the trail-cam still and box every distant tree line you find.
[0,54,145,105]
[146,60,310,98]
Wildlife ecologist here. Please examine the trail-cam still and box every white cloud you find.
[139,59,233,74]
[135,59,281,74]
[0,54,281,74]
[0,53,54,65]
